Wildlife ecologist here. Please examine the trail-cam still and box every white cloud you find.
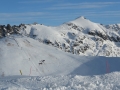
[19,0,55,3]
[43,10,120,21]
[47,2,120,10]
[83,11,120,17]
[0,12,45,24]
[0,12,44,18]
[0,10,120,25]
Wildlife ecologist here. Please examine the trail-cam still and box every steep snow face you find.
[70,16,105,33]
[25,24,65,43]
[23,17,120,57]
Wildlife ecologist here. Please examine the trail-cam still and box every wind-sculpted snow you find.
[0,72,120,90]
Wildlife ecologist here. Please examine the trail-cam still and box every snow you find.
[0,36,120,77]
[0,36,120,89]
[0,72,120,90]
[70,16,105,33]
[26,24,64,43]
[0,16,120,89]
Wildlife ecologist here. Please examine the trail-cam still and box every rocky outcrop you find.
[88,30,120,42]
[0,24,26,38]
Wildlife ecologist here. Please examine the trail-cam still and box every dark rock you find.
[88,30,96,36]
[6,24,13,34]
[110,36,118,42]
[117,36,120,41]
[44,39,52,44]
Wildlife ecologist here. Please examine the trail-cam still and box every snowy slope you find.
[0,35,120,77]
[0,35,120,89]
[0,35,79,76]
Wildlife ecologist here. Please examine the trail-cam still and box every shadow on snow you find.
[70,57,120,76]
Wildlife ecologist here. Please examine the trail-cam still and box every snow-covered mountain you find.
[1,16,120,57]
[0,16,120,89]
[21,16,120,57]
[0,16,120,76]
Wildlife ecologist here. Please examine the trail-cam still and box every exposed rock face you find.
[0,24,26,37]
[88,30,120,42]
[6,24,13,33]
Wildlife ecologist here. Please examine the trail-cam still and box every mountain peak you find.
[76,16,86,20]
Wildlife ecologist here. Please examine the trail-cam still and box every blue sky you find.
[0,0,120,26]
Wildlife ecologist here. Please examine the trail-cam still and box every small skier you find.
[39,60,45,65]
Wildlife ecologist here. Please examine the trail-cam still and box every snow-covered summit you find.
[17,16,120,57]
[75,16,86,20]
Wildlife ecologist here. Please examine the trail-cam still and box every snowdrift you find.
[1,72,120,90]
